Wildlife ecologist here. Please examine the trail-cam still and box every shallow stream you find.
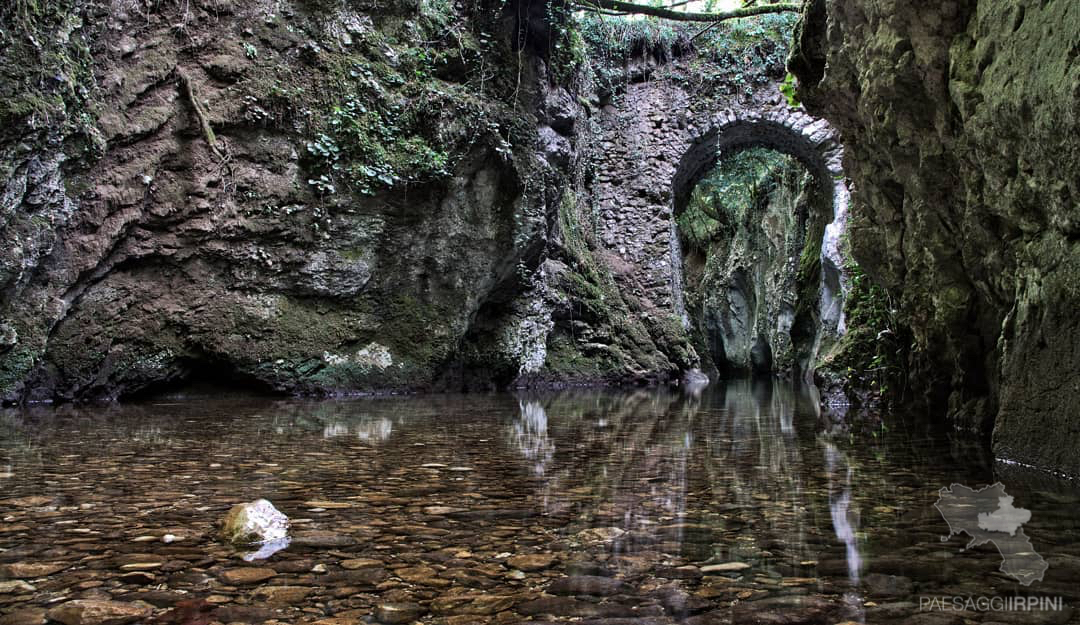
[1,381,1078,624]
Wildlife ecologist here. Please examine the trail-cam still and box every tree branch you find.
[571,1,800,22]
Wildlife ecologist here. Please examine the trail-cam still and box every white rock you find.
[702,562,751,573]
[221,499,289,546]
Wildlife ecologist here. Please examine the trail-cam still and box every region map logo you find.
[934,482,1048,586]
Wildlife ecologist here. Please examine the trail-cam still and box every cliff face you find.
[680,154,830,380]
[0,0,577,400]
[0,0,707,401]
[791,0,1080,473]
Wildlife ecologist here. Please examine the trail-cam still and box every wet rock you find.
[655,586,712,615]
[396,566,450,588]
[653,565,702,580]
[683,610,733,625]
[340,558,383,570]
[115,591,185,608]
[862,572,913,598]
[252,585,313,606]
[896,614,965,625]
[730,595,837,624]
[45,600,152,625]
[291,531,357,548]
[548,575,631,596]
[517,597,636,618]
[218,567,276,585]
[863,601,918,620]
[1,562,69,578]
[430,593,516,616]
[566,562,615,577]
[422,506,467,515]
[0,496,52,508]
[212,605,275,623]
[444,568,499,589]
[220,499,288,546]
[272,558,316,573]
[701,562,751,574]
[117,571,155,585]
[0,608,46,625]
[507,554,557,572]
[0,580,35,594]
[574,527,626,544]
[375,602,425,623]
[319,567,388,586]
[538,126,572,169]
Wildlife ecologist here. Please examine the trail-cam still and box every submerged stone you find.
[507,554,557,572]
[45,600,151,625]
[374,602,425,624]
[218,567,277,586]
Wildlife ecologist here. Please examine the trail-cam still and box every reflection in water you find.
[321,415,393,441]
[243,536,291,561]
[510,400,554,476]
[824,440,865,622]
[824,441,861,584]
[1,382,1078,624]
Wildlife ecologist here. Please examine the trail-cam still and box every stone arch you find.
[667,108,851,377]
[671,110,843,215]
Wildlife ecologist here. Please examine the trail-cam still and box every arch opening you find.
[671,117,849,382]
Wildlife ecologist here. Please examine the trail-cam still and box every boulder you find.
[220,499,289,546]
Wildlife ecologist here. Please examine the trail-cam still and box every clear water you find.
[1,380,1078,624]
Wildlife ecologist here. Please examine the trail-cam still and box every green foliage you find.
[821,260,907,400]
[276,2,520,197]
[0,0,101,156]
[779,71,800,107]
[578,11,797,99]
[304,90,451,196]
[548,2,588,84]
[677,147,800,252]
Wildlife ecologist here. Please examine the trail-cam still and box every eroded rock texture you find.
[0,0,575,401]
[682,159,830,379]
[792,0,1080,473]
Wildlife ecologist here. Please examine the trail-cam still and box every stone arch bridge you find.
[587,76,850,371]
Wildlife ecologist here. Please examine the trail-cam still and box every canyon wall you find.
[791,0,1080,474]
[0,0,579,400]
[2,3,849,401]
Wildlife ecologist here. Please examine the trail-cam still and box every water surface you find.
[2,380,1078,624]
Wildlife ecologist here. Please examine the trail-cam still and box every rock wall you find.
[791,0,1080,474]
[582,41,850,383]
[681,158,829,378]
[0,2,858,403]
[0,0,575,401]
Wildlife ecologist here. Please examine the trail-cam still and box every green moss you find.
[543,188,693,381]
[236,0,524,200]
[0,347,37,400]
[817,264,906,398]
[0,0,101,158]
[579,12,796,99]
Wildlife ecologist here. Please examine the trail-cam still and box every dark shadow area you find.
[123,359,286,402]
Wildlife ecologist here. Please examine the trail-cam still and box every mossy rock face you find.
[792,0,1080,473]
[0,0,838,402]
[0,0,573,401]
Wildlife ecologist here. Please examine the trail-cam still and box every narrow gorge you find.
[0,0,1078,622]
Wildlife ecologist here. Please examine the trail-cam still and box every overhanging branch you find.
[571,1,801,22]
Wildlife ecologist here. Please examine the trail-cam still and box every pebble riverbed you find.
[2,381,1079,625]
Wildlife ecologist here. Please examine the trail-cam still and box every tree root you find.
[177,67,226,162]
